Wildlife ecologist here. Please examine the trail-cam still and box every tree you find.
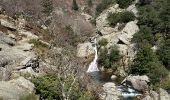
[159,39,170,69]
[72,0,79,11]
[108,11,135,27]
[116,0,135,8]
[130,42,168,83]
[96,0,115,16]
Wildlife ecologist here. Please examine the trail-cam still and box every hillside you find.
[0,0,170,100]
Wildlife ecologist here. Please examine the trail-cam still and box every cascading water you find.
[87,38,141,99]
[87,39,99,73]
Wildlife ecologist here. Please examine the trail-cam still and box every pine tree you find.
[72,0,79,11]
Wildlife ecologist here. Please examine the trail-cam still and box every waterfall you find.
[87,39,99,73]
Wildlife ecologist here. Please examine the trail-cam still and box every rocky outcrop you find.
[159,88,170,100]
[0,14,40,80]
[0,77,35,100]
[122,75,149,92]
[101,82,121,100]
[96,2,139,76]
[77,42,95,58]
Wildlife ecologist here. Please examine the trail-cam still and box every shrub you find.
[109,46,121,62]
[41,0,53,16]
[29,39,49,57]
[96,0,115,16]
[20,93,37,100]
[98,38,108,47]
[108,11,135,27]
[130,43,168,83]
[98,46,121,69]
[116,0,135,9]
[159,39,170,70]
[32,72,94,100]
[72,0,79,11]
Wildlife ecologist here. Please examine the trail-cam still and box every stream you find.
[87,39,141,100]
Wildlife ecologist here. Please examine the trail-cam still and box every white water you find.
[117,86,142,98]
[87,39,141,98]
[87,39,99,73]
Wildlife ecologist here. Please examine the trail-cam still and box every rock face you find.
[0,14,40,80]
[96,2,139,76]
[159,88,170,100]
[101,82,121,100]
[0,77,35,100]
[122,75,149,92]
[77,42,95,58]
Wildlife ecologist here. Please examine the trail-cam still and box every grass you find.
[29,39,49,57]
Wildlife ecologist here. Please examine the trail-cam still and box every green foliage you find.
[130,42,168,83]
[96,0,115,16]
[108,11,135,27]
[29,39,48,56]
[116,0,135,8]
[98,48,110,68]
[72,0,79,11]
[32,72,94,100]
[159,39,170,69]
[98,38,108,47]
[109,46,121,62]
[133,26,154,46]
[20,93,37,100]
[98,46,121,69]
[138,0,152,5]
[41,0,53,16]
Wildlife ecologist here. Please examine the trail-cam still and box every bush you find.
[32,72,94,100]
[20,93,37,100]
[159,39,170,69]
[109,46,121,62]
[96,0,115,16]
[72,0,79,11]
[41,0,53,16]
[132,26,154,47]
[98,38,108,47]
[130,43,168,83]
[108,11,135,27]
[98,46,121,69]
[116,0,135,8]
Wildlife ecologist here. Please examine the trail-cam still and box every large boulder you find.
[77,42,95,58]
[122,75,150,92]
[118,21,139,45]
[0,77,35,100]
[101,82,121,100]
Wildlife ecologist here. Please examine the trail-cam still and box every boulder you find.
[17,54,39,69]
[111,75,117,81]
[159,88,170,100]
[0,77,35,100]
[150,90,159,100]
[77,42,95,58]
[0,33,15,46]
[0,18,16,30]
[0,67,11,81]
[118,21,139,45]
[122,75,149,92]
[101,82,121,100]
